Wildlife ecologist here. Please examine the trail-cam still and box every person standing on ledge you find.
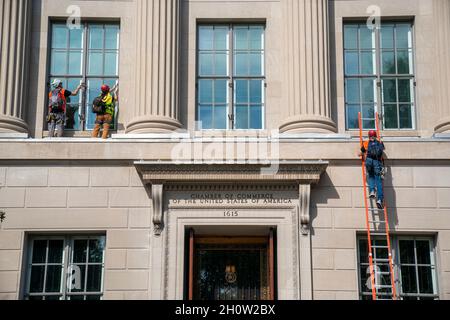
[359,130,386,209]
[92,84,118,139]
[47,79,85,138]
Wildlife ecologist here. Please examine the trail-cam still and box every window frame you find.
[343,21,417,131]
[196,23,266,131]
[24,235,106,301]
[47,21,120,133]
[357,235,439,300]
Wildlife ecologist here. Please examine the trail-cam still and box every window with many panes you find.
[197,25,265,130]
[358,236,438,300]
[344,22,415,130]
[49,22,119,131]
[25,236,106,300]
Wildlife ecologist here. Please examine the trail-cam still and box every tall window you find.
[49,23,119,131]
[344,22,415,130]
[25,236,106,300]
[197,25,265,130]
[358,236,438,300]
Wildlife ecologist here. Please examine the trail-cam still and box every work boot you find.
[102,123,110,139]
[377,200,384,210]
[92,124,101,138]
[369,191,376,199]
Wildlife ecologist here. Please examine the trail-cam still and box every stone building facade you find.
[0,0,449,300]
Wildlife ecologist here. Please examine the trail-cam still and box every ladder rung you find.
[369,220,387,224]
[373,259,390,262]
[372,245,389,249]
[368,208,385,212]
[370,233,388,236]
[375,285,393,289]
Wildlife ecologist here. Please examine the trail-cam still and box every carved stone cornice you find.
[135,161,329,185]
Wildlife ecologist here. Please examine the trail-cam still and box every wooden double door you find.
[188,230,276,300]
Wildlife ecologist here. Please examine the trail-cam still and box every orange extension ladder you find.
[358,112,397,300]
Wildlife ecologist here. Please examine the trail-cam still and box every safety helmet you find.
[51,79,63,89]
[368,130,377,138]
[101,84,110,93]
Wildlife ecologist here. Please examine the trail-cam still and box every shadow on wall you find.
[179,0,190,131]
[383,158,399,228]
[328,0,338,126]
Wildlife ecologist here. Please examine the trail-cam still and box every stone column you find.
[280,0,337,134]
[0,0,31,134]
[126,0,182,133]
[433,0,450,134]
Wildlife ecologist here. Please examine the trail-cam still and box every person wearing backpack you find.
[47,79,84,137]
[91,84,117,139]
[359,130,386,209]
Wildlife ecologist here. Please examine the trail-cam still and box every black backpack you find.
[92,96,106,114]
[367,140,384,160]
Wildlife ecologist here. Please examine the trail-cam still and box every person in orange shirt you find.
[359,130,385,209]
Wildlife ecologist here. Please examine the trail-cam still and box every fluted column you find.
[126,0,182,133]
[433,0,450,134]
[0,0,31,134]
[280,0,337,134]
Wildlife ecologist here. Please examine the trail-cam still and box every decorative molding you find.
[152,184,164,235]
[136,161,329,185]
[299,184,311,235]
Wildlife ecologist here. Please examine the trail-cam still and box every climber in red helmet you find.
[359,130,385,209]
[91,83,118,139]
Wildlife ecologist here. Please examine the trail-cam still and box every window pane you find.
[234,27,248,50]
[381,25,395,49]
[249,27,264,50]
[360,51,375,75]
[249,53,263,75]
[399,104,413,129]
[398,79,412,102]
[199,106,213,129]
[73,240,88,263]
[382,51,396,74]
[397,50,411,74]
[214,53,228,76]
[382,79,397,103]
[344,25,358,50]
[104,52,118,76]
[88,239,105,263]
[69,264,86,292]
[199,27,214,50]
[418,266,434,294]
[399,240,416,264]
[199,53,213,76]
[250,106,263,129]
[360,266,371,293]
[198,80,212,103]
[416,241,431,265]
[346,104,360,129]
[52,25,68,49]
[360,27,374,49]
[345,79,360,103]
[234,53,248,76]
[89,26,104,50]
[345,52,359,75]
[32,240,47,264]
[359,239,369,264]
[45,265,63,293]
[86,265,103,292]
[68,51,83,75]
[235,105,249,129]
[396,24,411,49]
[51,51,67,74]
[214,80,227,104]
[214,106,227,129]
[401,266,418,294]
[235,80,248,103]
[214,27,228,50]
[88,52,104,75]
[48,240,64,263]
[105,25,119,50]
[250,80,263,104]
[69,28,83,49]
[29,266,45,293]
[363,120,375,130]
[361,79,375,103]
[362,105,375,119]
[384,105,398,129]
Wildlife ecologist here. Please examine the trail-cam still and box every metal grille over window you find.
[197,25,265,130]
[48,23,119,132]
[344,23,415,131]
[26,236,106,300]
